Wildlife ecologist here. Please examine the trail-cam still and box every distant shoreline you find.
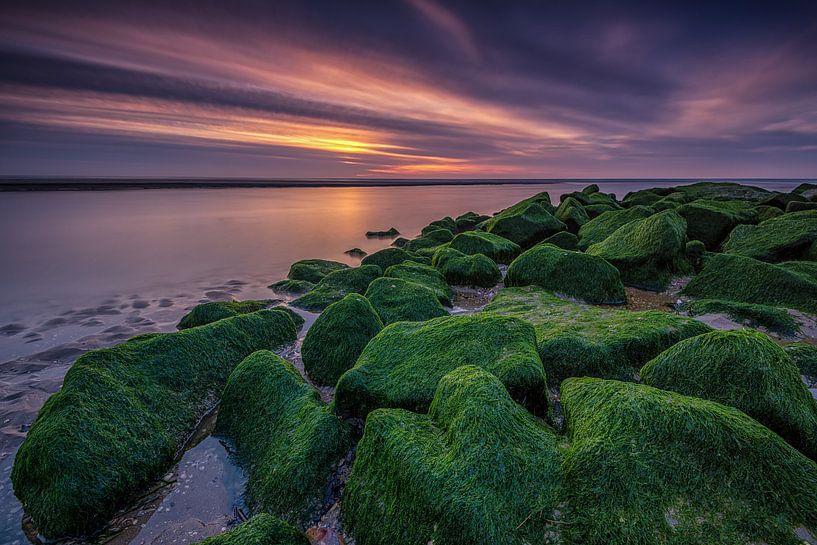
[0,177,811,192]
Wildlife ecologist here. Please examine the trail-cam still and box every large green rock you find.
[722,210,817,262]
[216,351,352,527]
[555,196,590,233]
[681,253,817,315]
[676,199,760,250]
[483,202,565,247]
[301,294,383,386]
[335,314,546,417]
[269,279,315,296]
[623,182,772,206]
[682,298,799,335]
[288,259,348,284]
[364,277,448,325]
[448,230,521,264]
[343,366,561,545]
[576,205,655,250]
[344,366,817,545]
[586,209,690,291]
[485,286,710,382]
[541,230,578,250]
[784,342,817,380]
[432,247,501,287]
[559,378,817,545]
[642,329,817,459]
[11,311,298,539]
[194,514,308,545]
[177,300,271,329]
[384,261,453,306]
[505,243,625,304]
[361,247,428,271]
[454,211,490,231]
[292,265,382,311]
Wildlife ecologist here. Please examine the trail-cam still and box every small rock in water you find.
[306,527,346,545]
[344,248,367,258]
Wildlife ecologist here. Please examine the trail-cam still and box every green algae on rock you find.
[292,265,382,311]
[335,313,546,417]
[576,205,655,250]
[11,310,298,539]
[177,300,272,329]
[342,366,562,545]
[786,201,817,213]
[216,351,352,528]
[194,514,308,545]
[448,230,521,264]
[555,196,590,233]
[682,298,799,335]
[454,211,490,231]
[483,202,566,247]
[681,253,817,315]
[722,210,817,262]
[432,247,502,287]
[559,377,817,545]
[419,225,455,243]
[301,294,383,386]
[676,199,760,250]
[641,329,817,459]
[288,259,349,284]
[269,278,316,295]
[505,243,626,304]
[586,209,690,291]
[364,277,448,325]
[485,286,710,383]
[783,342,817,380]
[541,230,578,250]
[385,261,453,305]
[360,247,428,270]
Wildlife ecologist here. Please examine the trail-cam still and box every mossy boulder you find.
[194,514,308,545]
[642,329,817,459]
[485,286,711,382]
[722,210,817,262]
[292,265,382,311]
[177,300,273,329]
[360,247,428,271]
[288,259,348,284]
[784,342,817,380]
[682,298,799,335]
[216,351,352,527]
[483,202,566,247]
[343,366,561,545]
[541,230,578,250]
[558,377,817,545]
[555,196,590,233]
[496,191,555,215]
[781,260,817,281]
[345,366,817,545]
[787,200,817,213]
[682,253,817,315]
[576,205,655,250]
[454,211,490,231]
[419,226,455,243]
[424,216,457,233]
[622,188,665,207]
[269,279,315,295]
[335,314,546,417]
[505,243,625,304]
[561,188,621,210]
[760,191,808,210]
[448,230,520,264]
[403,235,447,253]
[676,199,760,250]
[301,294,383,386]
[385,261,453,305]
[364,277,448,325]
[391,236,409,248]
[432,247,502,287]
[587,209,690,291]
[11,310,298,538]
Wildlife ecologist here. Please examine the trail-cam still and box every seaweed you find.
[301,294,383,386]
[364,277,448,325]
[217,351,352,527]
[505,243,625,304]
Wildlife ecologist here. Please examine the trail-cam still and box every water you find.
[0,179,803,543]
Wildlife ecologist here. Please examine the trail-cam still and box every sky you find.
[1,0,816,179]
